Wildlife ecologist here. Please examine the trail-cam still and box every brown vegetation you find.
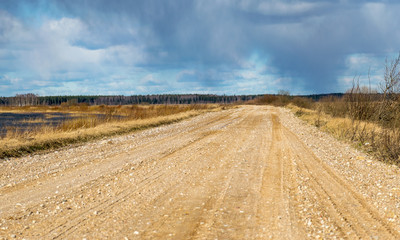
[258,54,400,165]
[0,104,221,159]
[4,106,400,239]
[315,55,400,164]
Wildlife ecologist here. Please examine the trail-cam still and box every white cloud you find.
[0,75,22,85]
[0,13,147,94]
[2,1,400,96]
[1,16,102,78]
[338,53,385,92]
[103,45,146,66]
[362,2,386,24]
[346,54,381,70]
[42,17,86,41]
[233,0,324,16]
[257,1,319,15]
[140,74,161,85]
[176,70,196,81]
[361,2,400,52]
[0,10,30,44]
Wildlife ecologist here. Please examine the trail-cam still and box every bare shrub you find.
[254,95,279,105]
[378,129,400,162]
[293,53,400,164]
[318,96,347,117]
[292,97,314,109]
[344,77,377,121]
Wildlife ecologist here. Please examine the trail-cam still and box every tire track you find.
[2,106,400,239]
[48,132,223,238]
[47,111,247,238]
[135,109,261,239]
[0,111,235,194]
[0,110,240,217]
[278,114,400,239]
[256,113,304,239]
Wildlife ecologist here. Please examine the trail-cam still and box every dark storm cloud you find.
[53,0,400,91]
[1,0,400,95]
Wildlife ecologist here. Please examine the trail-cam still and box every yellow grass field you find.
[0,104,223,159]
[288,104,400,164]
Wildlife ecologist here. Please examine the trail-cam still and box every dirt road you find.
[1,105,400,239]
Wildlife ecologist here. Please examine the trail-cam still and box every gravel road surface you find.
[1,105,399,239]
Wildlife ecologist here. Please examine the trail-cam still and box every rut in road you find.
[0,106,399,239]
[269,113,399,239]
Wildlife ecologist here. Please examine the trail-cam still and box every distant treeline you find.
[296,93,344,101]
[0,93,263,106]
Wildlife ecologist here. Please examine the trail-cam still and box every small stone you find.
[133,231,139,235]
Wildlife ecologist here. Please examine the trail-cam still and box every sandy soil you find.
[0,105,399,239]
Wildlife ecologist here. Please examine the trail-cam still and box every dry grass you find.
[276,55,400,164]
[289,104,400,165]
[0,104,222,159]
[0,103,218,115]
[19,118,47,124]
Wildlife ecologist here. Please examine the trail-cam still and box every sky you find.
[1,0,400,96]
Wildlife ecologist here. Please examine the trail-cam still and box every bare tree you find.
[377,53,400,125]
[382,53,400,98]
[278,89,290,96]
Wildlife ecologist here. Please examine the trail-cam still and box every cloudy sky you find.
[1,0,399,96]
